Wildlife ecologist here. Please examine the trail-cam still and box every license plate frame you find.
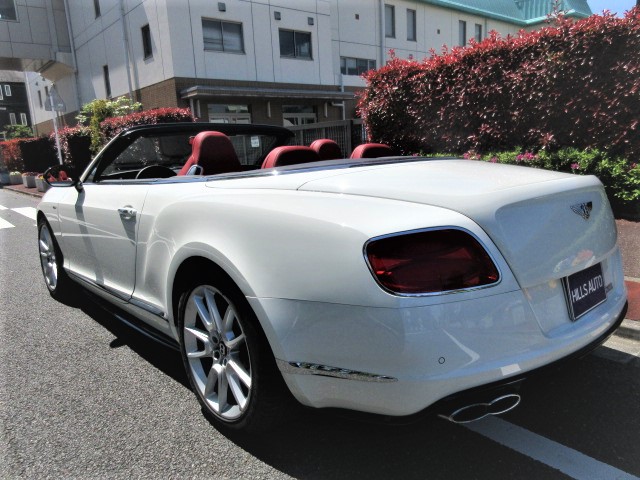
[563,263,607,321]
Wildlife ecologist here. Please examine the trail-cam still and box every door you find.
[58,183,149,300]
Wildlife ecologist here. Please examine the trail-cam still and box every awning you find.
[180,85,354,101]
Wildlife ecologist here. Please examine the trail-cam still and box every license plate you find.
[564,263,607,321]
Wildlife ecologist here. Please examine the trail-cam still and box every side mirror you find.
[43,165,83,192]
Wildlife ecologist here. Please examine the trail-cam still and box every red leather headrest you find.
[262,146,321,169]
[310,139,343,160]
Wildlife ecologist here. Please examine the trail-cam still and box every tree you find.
[3,124,33,139]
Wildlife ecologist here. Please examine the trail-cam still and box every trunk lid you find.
[296,160,617,288]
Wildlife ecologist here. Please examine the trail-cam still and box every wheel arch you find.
[169,254,284,361]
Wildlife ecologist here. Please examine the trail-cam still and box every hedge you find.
[358,9,640,159]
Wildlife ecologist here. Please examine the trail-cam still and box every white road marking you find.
[593,320,640,364]
[12,207,38,221]
[0,204,7,210]
[0,217,14,229]
[467,417,639,480]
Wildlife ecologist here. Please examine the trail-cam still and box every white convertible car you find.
[37,123,628,432]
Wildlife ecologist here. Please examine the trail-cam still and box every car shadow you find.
[71,289,190,389]
[66,288,640,479]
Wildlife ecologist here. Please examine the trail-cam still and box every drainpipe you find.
[63,0,82,116]
[379,0,385,67]
[120,0,134,101]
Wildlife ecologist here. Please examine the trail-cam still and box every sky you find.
[587,0,637,16]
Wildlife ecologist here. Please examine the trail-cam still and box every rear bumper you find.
[249,272,627,417]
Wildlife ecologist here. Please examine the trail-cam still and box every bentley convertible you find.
[37,123,628,432]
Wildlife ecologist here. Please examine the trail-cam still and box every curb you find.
[1,184,45,199]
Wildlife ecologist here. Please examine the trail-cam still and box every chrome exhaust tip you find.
[440,393,521,424]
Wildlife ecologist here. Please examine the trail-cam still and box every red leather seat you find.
[261,146,321,169]
[309,139,343,160]
[178,131,242,176]
[350,143,395,159]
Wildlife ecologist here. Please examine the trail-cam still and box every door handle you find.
[118,206,137,220]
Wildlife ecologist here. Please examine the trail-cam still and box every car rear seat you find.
[350,143,395,159]
[178,131,242,176]
[309,139,343,160]
[261,146,321,168]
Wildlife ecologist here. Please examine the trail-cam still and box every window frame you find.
[340,56,376,76]
[278,29,312,60]
[9,112,16,125]
[37,90,43,108]
[459,20,467,46]
[20,113,27,125]
[103,65,111,98]
[407,9,416,42]
[202,18,245,54]
[141,24,153,59]
[385,4,395,38]
[475,23,483,42]
[0,0,18,21]
[4,85,11,96]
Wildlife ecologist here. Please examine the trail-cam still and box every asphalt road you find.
[1,188,639,480]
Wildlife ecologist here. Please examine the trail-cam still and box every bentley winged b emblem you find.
[571,201,593,220]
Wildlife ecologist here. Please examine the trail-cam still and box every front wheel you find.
[178,277,290,433]
[38,218,73,301]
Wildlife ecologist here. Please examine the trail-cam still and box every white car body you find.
[37,125,627,425]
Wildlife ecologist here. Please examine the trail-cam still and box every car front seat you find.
[178,131,242,176]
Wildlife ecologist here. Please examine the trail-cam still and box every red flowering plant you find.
[100,108,195,141]
[0,139,25,172]
[359,9,640,159]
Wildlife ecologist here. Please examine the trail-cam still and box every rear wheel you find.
[38,218,73,301]
[178,275,289,433]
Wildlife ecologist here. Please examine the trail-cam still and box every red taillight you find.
[365,229,499,294]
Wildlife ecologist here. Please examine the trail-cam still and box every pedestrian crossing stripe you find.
[0,204,7,210]
[0,217,14,229]
[12,207,38,221]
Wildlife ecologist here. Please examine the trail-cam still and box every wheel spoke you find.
[227,371,248,410]
[222,307,235,337]
[227,359,251,388]
[217,365,229,412]
[185,326,210,345]
[204,363,222,399]
[225,333,245,351]
[194,295,214,332]
[204,288,224,333]
[187,348,211,359]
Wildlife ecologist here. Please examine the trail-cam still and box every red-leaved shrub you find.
[100,108,194,140]
[0,139,28,171]
[358,9,640,158]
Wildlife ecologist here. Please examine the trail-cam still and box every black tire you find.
[37,218,74,301]
[177,273,291,434]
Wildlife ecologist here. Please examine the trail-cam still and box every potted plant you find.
[0,167,9,185]
[9,171,22,184]
[22,172,37,188]
[35,174,50,192]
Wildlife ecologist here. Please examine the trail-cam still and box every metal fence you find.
[287,119,367,157]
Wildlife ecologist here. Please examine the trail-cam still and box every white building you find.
[0,0,592,134]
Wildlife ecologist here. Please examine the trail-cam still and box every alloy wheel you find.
[39,224,58,291]
[182,285,252,421]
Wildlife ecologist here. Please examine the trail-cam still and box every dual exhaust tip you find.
[440,393,521,424]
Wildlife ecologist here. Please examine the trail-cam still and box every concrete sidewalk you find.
[3,182,638,320]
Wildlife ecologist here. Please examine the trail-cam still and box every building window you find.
[20,113,27,125]
[9,112,16,125]
[475,23,483,42]
[208,104,251,124]
[279,29,312,59]
[141,24,152,58]
[44,85,49,99]
[103,65,111,98]
[4,85,11,96]
[0,0,18,21]
[202,19,244,53]
[282,105,316,126]
[407,9,416,41]
[0,85,3,100]
[93,0,100,18]
[340,57,376,76]
[459,20,467,46]
[37,90,43,108]
[385,4,395,38]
